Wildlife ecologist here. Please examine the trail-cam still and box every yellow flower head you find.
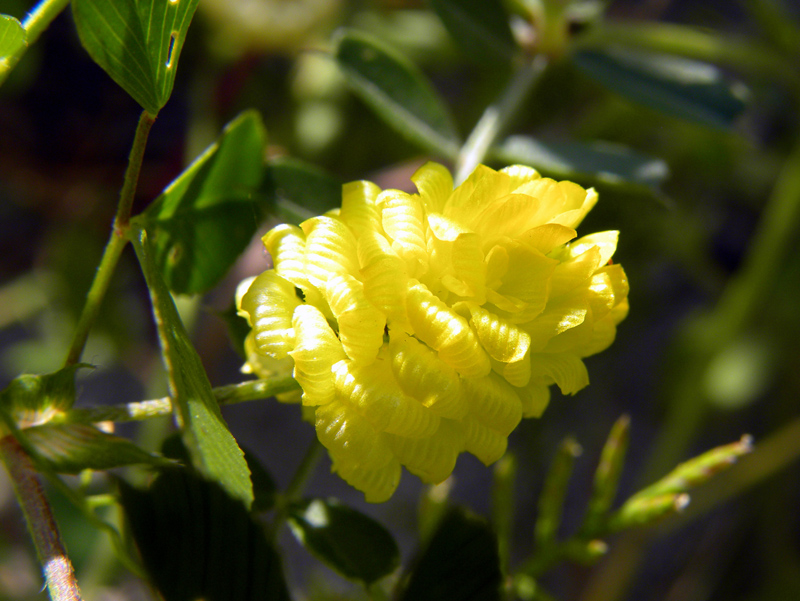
[237,163,629,502]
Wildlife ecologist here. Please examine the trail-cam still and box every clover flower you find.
[237,163,629,502]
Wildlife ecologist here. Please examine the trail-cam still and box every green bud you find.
[582,415,630,535]
[535,437,582,547]
[608,492,689,532]
[0,365,89,429]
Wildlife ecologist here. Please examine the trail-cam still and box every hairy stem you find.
[0,436,83,601]
[64,111,156,367]
[22,0,71,45]
[58,377,301,424]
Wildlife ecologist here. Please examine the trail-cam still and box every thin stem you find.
[114,111,156,233]
[64,110,156,367]
[454,56,548,185]
[283,437,324,502]
[0,436,83,601]
[268,438,324,541]
[64,233,127,367]
[58,377,301,424]
[22,0,71,45]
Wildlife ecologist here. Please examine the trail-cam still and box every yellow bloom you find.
[238,163,629,502]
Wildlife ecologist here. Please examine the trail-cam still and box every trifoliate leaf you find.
[0,14,26,86]
[136,110,268,295]
[72,0,200,114]
[287,498,400,584]
[428,0,516,66]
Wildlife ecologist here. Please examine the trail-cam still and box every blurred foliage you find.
[1,0,800,600]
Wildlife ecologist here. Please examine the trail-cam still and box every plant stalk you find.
[455,55,547,185]
[64,110,156,367]
[0,436,83,601]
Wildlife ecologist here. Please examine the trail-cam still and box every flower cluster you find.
[237,163,629,502]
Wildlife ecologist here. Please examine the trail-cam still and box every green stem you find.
[64,110,156,367]
[454,56,548,185]
[0,0,71,87]
[114,111,156,233]
[269,438,324,541]
[58,377,301,424]
[0,436,83,601]
[22,0,71,45]
[284,437,324,502]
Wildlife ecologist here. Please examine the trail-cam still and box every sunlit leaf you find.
[398,507,502,601]
[428,0,516,66]
[287,498,400,584]
[119,469,289,601]
[334,29,460,158]
[573,48,748,128]
[24,423,172,473]
[136,110,268,295]
[72,0,199,114]
[131,227,253,508]
[0,14,26,85]
[493,135,669,194]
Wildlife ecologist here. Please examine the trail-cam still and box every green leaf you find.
[427,0,516,66]
[0,14,26,85]
[492,135,669,195]
[131,226,253,508]
[118,469,289,601]
[71,0,199,114]
[23,423,173,473]
[334,29,460,158]
[136,110,268,295]
[399,506,502,601]
[0,365,87,421]
[287,498,400,584]
[265,156,342,223]
[573,48,749,128]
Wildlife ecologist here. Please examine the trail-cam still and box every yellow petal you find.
[459,302,530,363]
[240,271,300,358]
[564,231,619,266]
[301,216,360,289]
[495,241,558,322]
[389,331,467,419]
[332,359,440,437]
[528,352,589,395]
[332,456,401,503]
[379,189,428,274]
[358,230,410,327]
[499,164,541,190]
[315,398,394,470]
[325,274,385,363]
[502,350,531,387]
[549,246,601,299]
[340,180,384,238]
[520,223,577,255]
[444,165,509,227]
[463,373,523,436]
[517,382,551,418]
[290,304,346,405]
[412,161,453,214]
[406,280,491,377]
[461,415,508,465]
[387,419,464,484]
